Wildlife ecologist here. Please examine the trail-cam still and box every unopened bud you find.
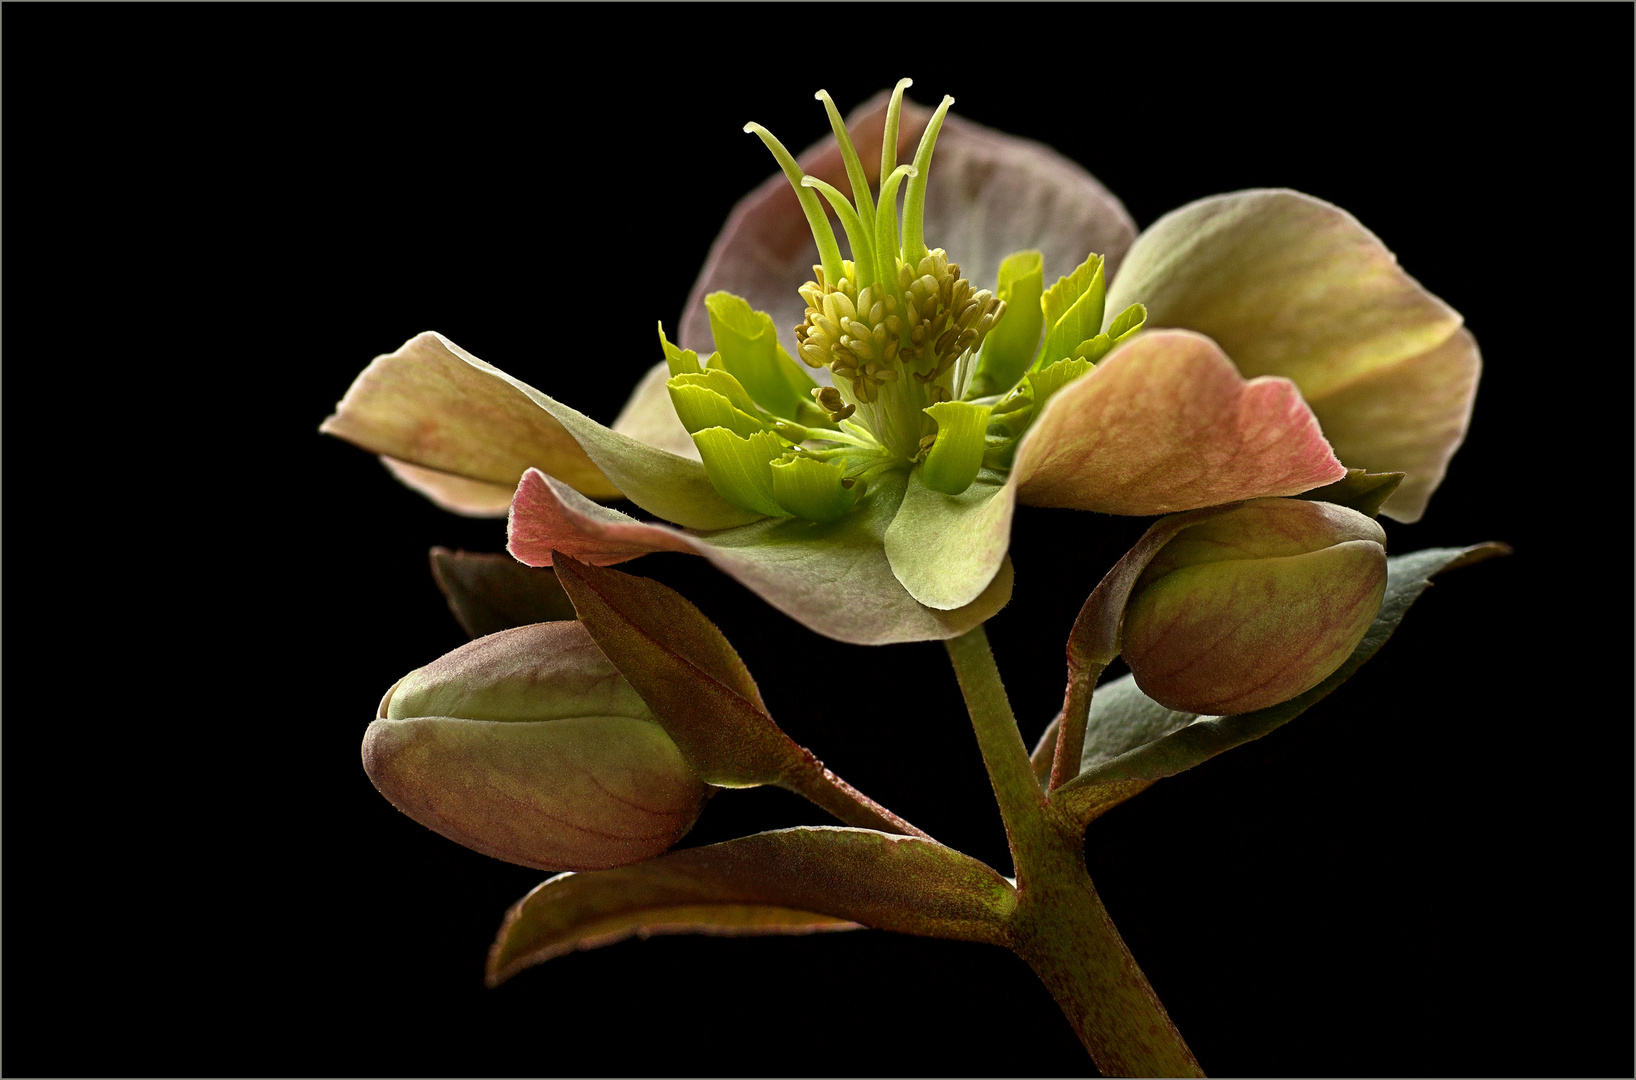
[362,621,709,871]
[1121,499,1387,715]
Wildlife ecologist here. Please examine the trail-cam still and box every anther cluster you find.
[795,252,1006,412]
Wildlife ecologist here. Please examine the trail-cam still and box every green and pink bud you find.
[1120,499,1387,715]
[362,621,709,872]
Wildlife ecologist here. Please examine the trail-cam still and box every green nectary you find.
[660,79,1148,522]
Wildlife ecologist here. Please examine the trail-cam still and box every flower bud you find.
[362,621,709,871]
[1121,499,1387,715]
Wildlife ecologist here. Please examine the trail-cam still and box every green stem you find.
[945,625,1202,1077]
[943,626,1046,852]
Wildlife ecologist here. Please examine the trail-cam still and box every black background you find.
[7,7,1632,1078]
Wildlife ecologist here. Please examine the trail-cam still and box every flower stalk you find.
[944,625,1201,1076]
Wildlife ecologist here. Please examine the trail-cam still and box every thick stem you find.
[944,626,1046,854]
[1010,827,1205,1077]
[948,625,1201,1076]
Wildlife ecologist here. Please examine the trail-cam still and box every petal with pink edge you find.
[1014,330,1346,516]
[509,469,1014,646]
[1105,190,1476,518]
[1308,328,1481,522]
[679,92,1136,360]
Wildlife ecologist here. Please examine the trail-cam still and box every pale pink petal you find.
[508,469,1013,646]
[1015,330,1346,515]
[1308,328,1481,522]
[507,468,695,567]
[679,93,1135,359]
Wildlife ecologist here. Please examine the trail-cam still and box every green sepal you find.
[1034,253,1106,371]
[691,428,788,518]
[668,382,767,439]
[769,455,857,522]
[1072,303,1149,365]
[1298,468,1406,518]
[969,250,1045,399]
[658,323,702,378]
[703,292,818,421]
[921,400,994,496]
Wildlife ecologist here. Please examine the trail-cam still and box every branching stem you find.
[944,625,1203,1077]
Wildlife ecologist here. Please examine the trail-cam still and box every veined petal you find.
[1307,328,1481,522]
[509,469,1014,646]
[322,331,620,500]
[680,93,1136,359]
[885,470,1016,611]
[325,333,756,530]
[1105,190,1474,517]
[1014,330,1346,515]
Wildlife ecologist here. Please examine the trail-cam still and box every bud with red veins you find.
[1121,499,1387,715]
[362,621,709,872]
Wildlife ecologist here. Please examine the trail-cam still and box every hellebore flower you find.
[322,82,1478,645]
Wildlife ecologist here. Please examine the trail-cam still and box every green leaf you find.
[1297,468,1406,518]
[920,400,994,496]
[703,292,817,421]
[1035,252,1105,370]
[769,455,857,523]
[668,382,767,439]
[969,250,1045,398]
[691,428,786,518]
[1049,543,1511,827]
[428,548,577,638]
[551,556,930,838]
[486,826,1016,987]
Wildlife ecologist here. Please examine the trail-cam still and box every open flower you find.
[322,83,1477,645]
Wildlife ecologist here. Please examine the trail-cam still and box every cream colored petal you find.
[1106,190,1463,401]
[611,361,700,461]
[322,331,621,500]
[380,456,516,517]
[1308,328,1481,522]
[679,93,1135,359]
